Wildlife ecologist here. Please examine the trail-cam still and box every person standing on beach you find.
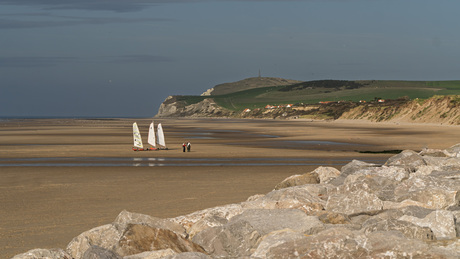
[187,142,191,152]
[182,143,186,152]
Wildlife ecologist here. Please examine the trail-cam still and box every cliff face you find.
[340,96,460,125]
[155,96,234,118]
[156,95,460,125]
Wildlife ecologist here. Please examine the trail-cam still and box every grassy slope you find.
[179,80,460,111]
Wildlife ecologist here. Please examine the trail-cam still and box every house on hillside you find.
[243,108,251,113]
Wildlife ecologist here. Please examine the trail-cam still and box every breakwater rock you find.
[13,144,460,258]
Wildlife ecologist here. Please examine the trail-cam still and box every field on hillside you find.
[180,80,460,111]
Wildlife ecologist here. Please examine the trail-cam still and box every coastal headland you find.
[1,118,460,258]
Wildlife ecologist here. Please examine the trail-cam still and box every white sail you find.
[157,123,166,147]
[133,122,144,149]
[148,121,156,147]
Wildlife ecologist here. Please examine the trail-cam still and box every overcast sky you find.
[1,0,459,117]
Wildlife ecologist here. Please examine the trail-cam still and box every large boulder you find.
[192,218,261,258]
[250,227,457,258]
[445,143,460,157]
[329,159,379,186]
[187,214,228,239]
[122,249,176,259]
[163,252,211,259]
[81,246,122,259]
[12,248,71,259]
[243,185,327,213]
[170,203,243,232]
[192,209,323,258]
[394,174,460,209]
[67,211,192,259]
[114,210,186,238]
[114,224,206,257]
[250,229,308,259]
[399,210,457,240]
[66,224,120,259]
[326,175,389,215]
[363,231,457,258]
[385,150,427,172]
[361,218,435,241]
[274,172,319,190]
[314,166,341,183]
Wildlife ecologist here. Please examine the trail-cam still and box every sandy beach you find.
[1,118,459,258]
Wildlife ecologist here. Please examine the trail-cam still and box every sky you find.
[1,0,459,117]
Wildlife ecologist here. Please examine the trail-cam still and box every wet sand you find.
[1,118,459,258]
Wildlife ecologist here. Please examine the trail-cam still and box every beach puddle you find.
[227,140,369,151]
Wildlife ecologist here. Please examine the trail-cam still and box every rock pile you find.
[13,144,460,258]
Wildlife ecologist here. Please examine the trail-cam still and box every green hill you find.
[181,79,460,111]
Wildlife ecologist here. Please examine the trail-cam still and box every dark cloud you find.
[107,55,174,63]
[0,0,199,12]
[0,56,77,67]
[0,55,172,68]
[0,15,172,29]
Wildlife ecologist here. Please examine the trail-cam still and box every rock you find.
[115,224,206,257]
[326,189,384,215]
[419,148,449,157]
[123,249,176,259]
[342,173,401,202]
[82,246,122,259]
[257,227,367,258]
[361,218,435,241]
[430,169,460,179]
[187,214,228,239]
[250,229,307,259]
[394,175,460,209]
[170,203,243,232]
[254,227,457,258]
[66,224,120,259]
[399,210,457,240]
[364,231,457,258]
[228,209,323,236]
[353,165,409,182]
[451,210,460,237]
[328,159,379,186]
[444,239,460,255]
[192,209,323,258]
[163,252,211,259]
[114,210,186,238]
[385,150,427,172]
[192,219,261,258]
[274,172,319,190]
[243,185,326,213]
[314,211,351,224]
[326,174,390,215]
[423,156,460,171]
[445,143,460,157]
[12,248,71,259]
[312,166,341,183]
[341,159,380,176]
